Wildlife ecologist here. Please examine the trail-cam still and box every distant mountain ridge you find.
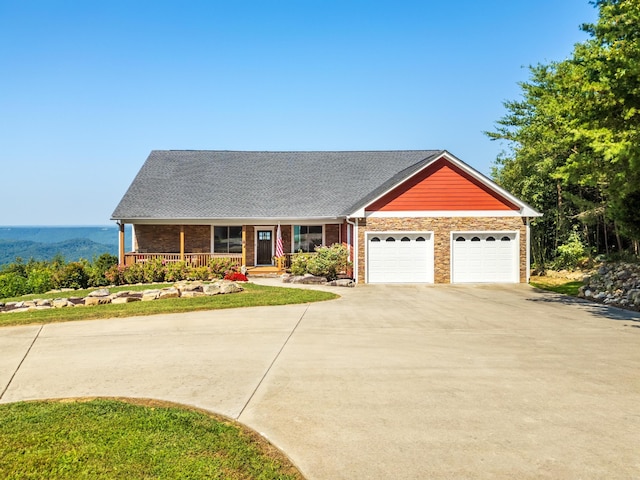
[0,238,118,265]
[0,226,131,266]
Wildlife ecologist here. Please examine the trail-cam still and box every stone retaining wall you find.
[579,262,640,311]
[0,280,244,314]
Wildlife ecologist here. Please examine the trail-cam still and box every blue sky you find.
[1,0,598,225]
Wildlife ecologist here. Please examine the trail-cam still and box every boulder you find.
[326,279,355,287]
[111,296,141,304]
[113,291,134,298]
[286,275,328,285]
[181,290,206,298]
[175,281,203,293]
[141,289,161,301]
[52,298,73,308]
[219,280,243,294]
[158,287,180,299]
[203,283,222,295]
[84,296,111,306]
[203,281,243,295]
[87,288,110,297]
[7,307,31,314]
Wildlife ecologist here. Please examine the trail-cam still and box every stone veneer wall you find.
[357,217,527,284]
[134,225,211,253]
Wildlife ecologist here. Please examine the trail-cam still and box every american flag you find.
[275,223,284,258]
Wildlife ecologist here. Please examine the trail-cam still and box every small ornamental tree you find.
[89,254,118,286]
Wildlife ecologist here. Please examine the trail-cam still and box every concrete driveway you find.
[1,282,639,479]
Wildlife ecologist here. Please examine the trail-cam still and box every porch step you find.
[246,266,285,277]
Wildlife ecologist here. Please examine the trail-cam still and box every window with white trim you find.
[294,225,322,252]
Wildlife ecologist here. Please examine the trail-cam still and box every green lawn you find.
[530,276,583,296]
[0,398,304,479]
[0,283,338,327]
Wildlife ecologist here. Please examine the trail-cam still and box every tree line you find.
[487,0,640,271]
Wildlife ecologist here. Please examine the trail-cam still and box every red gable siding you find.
[367,157,519,212]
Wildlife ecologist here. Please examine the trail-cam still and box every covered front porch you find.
[117,222,351,274]
[122,251,292,273]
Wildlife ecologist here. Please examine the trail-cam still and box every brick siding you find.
[325,224,341,246]
[134,225,211,253]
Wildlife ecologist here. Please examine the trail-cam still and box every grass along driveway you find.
[530,275,583,296]
[0,282,338,327]
[0,398,304,479]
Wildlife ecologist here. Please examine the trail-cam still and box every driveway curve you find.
[1,282,639,479]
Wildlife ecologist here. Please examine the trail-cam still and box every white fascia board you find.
[347,150,542,218]
[115,217,345,225]
[350,208,366,218]
[366,210,527,218]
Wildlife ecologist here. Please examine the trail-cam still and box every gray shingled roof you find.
[111,150,445,220]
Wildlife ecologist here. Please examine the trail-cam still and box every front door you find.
[256,230,273,265]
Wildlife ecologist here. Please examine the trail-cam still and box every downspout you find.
[346,216,358,283]
[526,217,531,283]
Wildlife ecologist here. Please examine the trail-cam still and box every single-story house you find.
[111,150,541,284]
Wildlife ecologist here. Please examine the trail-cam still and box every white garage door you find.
[367,233,434,283]
[451,233,518,283]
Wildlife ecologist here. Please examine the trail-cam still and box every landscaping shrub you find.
[52,262,89,289]
[209,258,240,279]
[165,261,189,282]
[224,271,248,282]
[88,253,118,286]
[0,272,28,298]
[104,265,126,286]
[290,244,351,281]
[26,267,53,294]
[552,230,591,270]
[122,262,145,285]
[290,253,314,276]
[0,254,247,295]
[188,266,212,281]
[1,258,27,277]
[142,258,166,283]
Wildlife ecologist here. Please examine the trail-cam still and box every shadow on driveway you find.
[528,287,640,325]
